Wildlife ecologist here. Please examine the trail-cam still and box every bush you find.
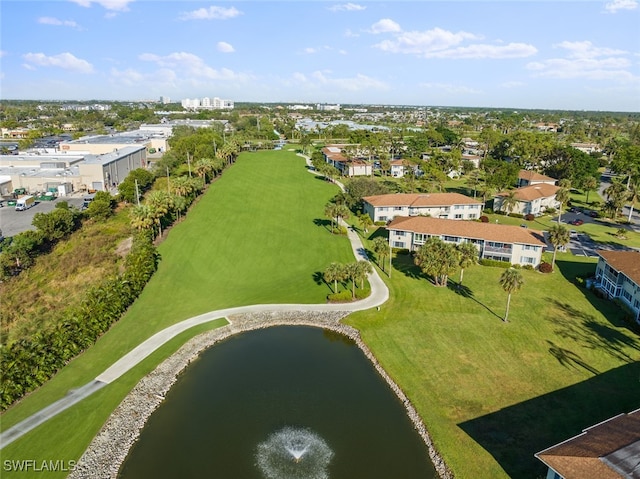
[538,262,553,273]
[374,221,387,226]
[524,214,535,221]
[522,264,534,270]
[480,215,489,223]
[509,213,524,219]
[479,258,511,268]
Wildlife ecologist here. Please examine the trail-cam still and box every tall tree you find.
[323,262,346,294]
[500,190,519,215]
[457,242,478,285]
[358,213,373,233]
[355,260,373,290]
[548,224,570,271]
[583,176,599,204]
[371,236,390,273]
[499,268,524,323]
[414,237,459,287]
[555,187,570,224]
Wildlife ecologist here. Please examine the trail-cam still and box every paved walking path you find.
[0,160,390,449]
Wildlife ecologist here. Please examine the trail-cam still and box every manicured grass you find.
[345,239,640,478]
[1,150,354,476]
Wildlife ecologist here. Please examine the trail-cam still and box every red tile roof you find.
[364,193,482,208]
[497,183,559,202]
[387,216,546,246]
[518,169,557,183]
[597,250,640,285]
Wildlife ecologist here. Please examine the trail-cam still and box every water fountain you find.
[256,427,333,479]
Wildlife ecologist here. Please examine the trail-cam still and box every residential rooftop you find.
[597,250,640,285]
[387,216,546,246]
[364,192,483,207]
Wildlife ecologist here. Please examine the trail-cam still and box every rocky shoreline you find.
[69,310,453,479]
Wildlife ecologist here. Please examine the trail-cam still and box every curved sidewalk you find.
[0,206,389,449]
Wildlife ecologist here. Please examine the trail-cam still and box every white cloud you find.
[179,6,242,21]
[328,3,366,12]
[217,42,235,53]
[139,52,247,81]
[23,52,94,73]
[38,17,81,29]
[527,40,636,81]
[373,26,536,59]
[369,19,401,34]
[555,40,626,59]
[70,0,133,12]
[110,67,177,86]
[604,0,638,13]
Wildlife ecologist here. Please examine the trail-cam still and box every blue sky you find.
[1,1,639,111]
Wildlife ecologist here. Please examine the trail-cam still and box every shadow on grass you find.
[313,218,332,232]
[447,280,504,321]
[545,298,640,364]
[458,362,640,478]
[546,340,600,374]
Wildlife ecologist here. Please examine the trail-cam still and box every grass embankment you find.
[1,150,353,477]
[346,239,640,478]
[1,210,133,343]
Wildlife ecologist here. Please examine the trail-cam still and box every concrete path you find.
[0,160,390,448]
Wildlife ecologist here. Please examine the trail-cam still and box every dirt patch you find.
[114,237,133,257]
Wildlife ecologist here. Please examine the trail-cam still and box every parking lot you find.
[0,195,85,239]
[545,208,638,257]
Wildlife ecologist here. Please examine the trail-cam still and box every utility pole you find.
[388,234,392,278]
[166,166,170,194]
[135,179,140,206]
[187,152,192,178]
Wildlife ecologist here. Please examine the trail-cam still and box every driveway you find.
[0,195,85,238]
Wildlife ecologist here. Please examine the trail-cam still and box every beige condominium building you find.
[363,192,484,223]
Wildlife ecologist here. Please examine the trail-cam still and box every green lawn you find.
[1,150,354,477]
[345,240,640,478]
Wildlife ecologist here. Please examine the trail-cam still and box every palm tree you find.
[344,262,360,299]
[500,190,519,216]
[324,203,339,233]
[414,237,459,287]
[371,236,390,273]
[355,260,373,290]
[555,187,570,224]
[548,224,570,271]
[499,268,524,323]
[323,262,345,293]
[583,176,598,204]
[358,213,373,233]
[604,179,627,219]
[457,242,478,285]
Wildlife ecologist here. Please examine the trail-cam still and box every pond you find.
[118,326,438,479]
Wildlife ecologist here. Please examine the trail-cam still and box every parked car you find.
[589,210,599,218]
[570,219,584,226]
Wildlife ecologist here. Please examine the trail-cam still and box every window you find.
[393,241,405,248]
[622,290,632,302]
[443,235,460,243]
[396,231,406,236]
[523,244,539,251]
[454,214,463,219]
[468,214,477,219]
[520,256,535,264]
[454,204,464,209]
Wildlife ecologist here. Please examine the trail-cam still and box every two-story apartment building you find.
[363,193,483,223]
[387,216,546,267]
[321,145,372,177]
[594,250,640,323]
[517,169,557,187]
[494,183,560,216]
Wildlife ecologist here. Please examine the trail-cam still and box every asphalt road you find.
[0,195,85,239]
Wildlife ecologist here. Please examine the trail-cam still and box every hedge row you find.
[0,233,159,410]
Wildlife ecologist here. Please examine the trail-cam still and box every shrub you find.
[509,213,524,219]
[479,258,511,268]
[480,215,489,223]
[374,221,386,226]
[538,262,553,273]
[522,264,534,270]
[328,290,354,302]
[524,213,535,221]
